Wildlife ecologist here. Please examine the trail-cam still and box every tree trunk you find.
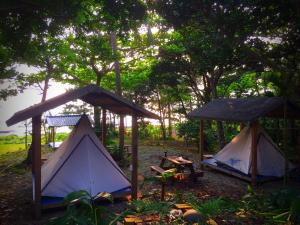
[26,63,51,165]
[216,121,225,148]
[167,103,172,138]
[156,91,167,140]
[147,24,154,46]
[110,31,125,152]
[94,107,101,138]
[211,84,225,148]
[94,75,102,138]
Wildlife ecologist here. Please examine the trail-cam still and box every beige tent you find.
[41,115,130,198]
[205,126,295,177]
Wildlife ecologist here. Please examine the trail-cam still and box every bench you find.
[150,165,166,174]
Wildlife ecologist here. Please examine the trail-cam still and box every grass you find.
[0,143,25,155]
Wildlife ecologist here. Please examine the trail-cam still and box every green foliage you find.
[160,168,177,183]
[0,132,69,145]
[131,199,172,218]
[47,190,117,225]
[138,122,161,140]
[176,120,199,146]
[242,186,300,224]
[106,144,130,168]
[0,135,28,144]
[55,133,69,142]
[185,194,239,218]
[176,120,219,151]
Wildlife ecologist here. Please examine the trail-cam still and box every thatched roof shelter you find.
[188,97,300,186]
[6,84,159,218]
[188,97,300,122]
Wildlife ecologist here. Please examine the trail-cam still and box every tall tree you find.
[155,0,300,147]
[0,0,87,99]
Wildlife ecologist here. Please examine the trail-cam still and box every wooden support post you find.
[32,115,42,219]
[52,127,55,148]
[119,115,125,153]
[102,109,107,147]
[199,120,204,168]
[131,115,138,200]
[251,121,258,187]
[240,123,245,130]
[298,126,300,167]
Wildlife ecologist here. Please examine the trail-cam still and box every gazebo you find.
[6,84,159,218]
[188,97,300,186]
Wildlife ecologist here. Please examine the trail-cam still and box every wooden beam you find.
[199,120,204,167]
[131,115,138,200]
[251,121,259,187]
[102,109,107,147]
[32,115,42,218]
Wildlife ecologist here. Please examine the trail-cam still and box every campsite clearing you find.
[0,143,299,225]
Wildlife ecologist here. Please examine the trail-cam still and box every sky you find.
[0,81,71,135]
[0,65,71,135]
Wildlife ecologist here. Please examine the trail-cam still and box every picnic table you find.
[151,153,203,182]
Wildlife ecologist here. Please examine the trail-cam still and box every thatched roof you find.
[188,97,300,122]
[6,85,159,126]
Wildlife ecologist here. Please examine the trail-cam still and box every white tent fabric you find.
[41,115,131,198]
[214,126,294,177]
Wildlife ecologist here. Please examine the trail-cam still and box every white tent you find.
[212,126,294,177]
[41,115,131,198]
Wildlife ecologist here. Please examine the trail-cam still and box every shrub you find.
[138,121,161,140]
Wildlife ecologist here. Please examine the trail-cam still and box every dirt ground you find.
[0,145,299,225]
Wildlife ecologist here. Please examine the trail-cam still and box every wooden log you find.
[131,115,138,200]
[199,120,204,169]
[32,115,42,218]
[251,121,258,187]
[102,109,107,147]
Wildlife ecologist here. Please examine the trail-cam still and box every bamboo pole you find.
[102,109,107,147]
[251,121,258,187]
[32,115,42,218]
[131,115,138,200]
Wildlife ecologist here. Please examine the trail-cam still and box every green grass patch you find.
[0,144,25,155]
